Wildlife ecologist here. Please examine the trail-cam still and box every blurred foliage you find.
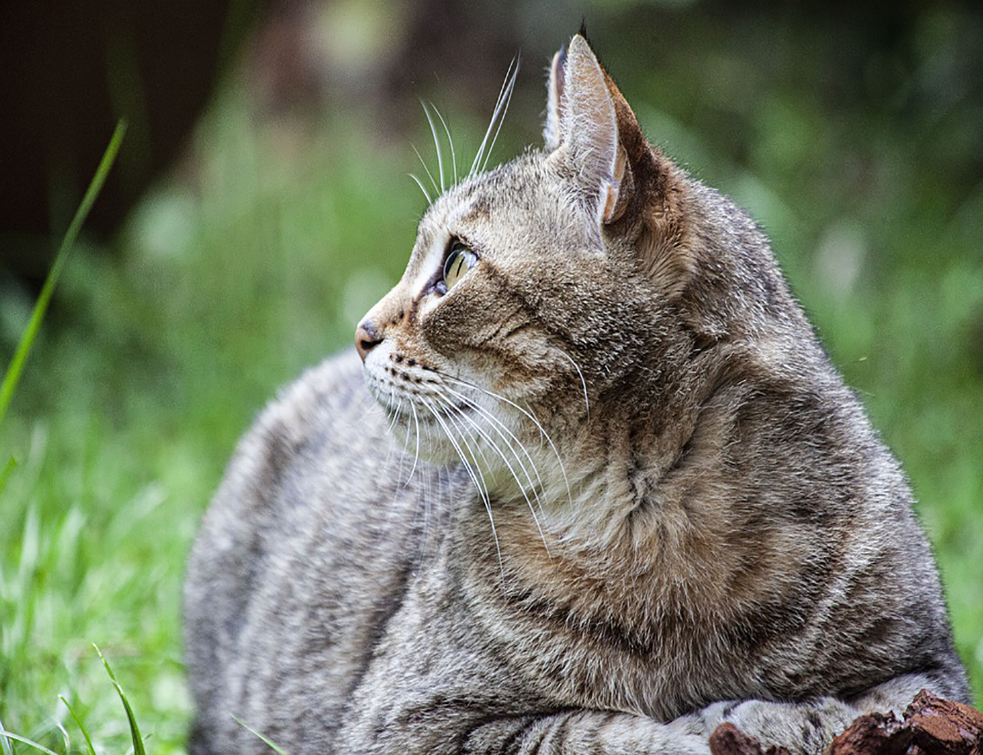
[1,1,981,751]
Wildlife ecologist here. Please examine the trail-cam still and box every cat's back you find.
[184,349,455,753]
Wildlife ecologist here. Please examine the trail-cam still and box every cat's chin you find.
[388,415,463,467]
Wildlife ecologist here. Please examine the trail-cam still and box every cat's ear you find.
[543,34,623,221]
[546,34,692,291]
[545,35,625,224]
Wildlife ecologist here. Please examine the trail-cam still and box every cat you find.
[183,32,970,755]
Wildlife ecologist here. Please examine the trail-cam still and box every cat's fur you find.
[184,34,970,754]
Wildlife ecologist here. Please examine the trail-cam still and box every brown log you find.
[715,690,983,755]
[710,722,792,755]
[903,690,983,755]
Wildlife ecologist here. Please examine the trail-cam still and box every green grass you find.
[0,88,430,753]
[0,122,127,427]
[1,27,981,753]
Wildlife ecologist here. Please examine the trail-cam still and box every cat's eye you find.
[442,244,477,290]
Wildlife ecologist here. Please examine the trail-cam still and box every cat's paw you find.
[719,698,857,755]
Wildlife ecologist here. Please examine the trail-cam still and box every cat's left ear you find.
[545,35,629,225]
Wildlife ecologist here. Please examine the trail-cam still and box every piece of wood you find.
[709,722,791,755]
[826,710,909,755]
[712,690,983,755]
[903,689,983,755]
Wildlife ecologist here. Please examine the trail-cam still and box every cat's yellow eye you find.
[442,245,477,290]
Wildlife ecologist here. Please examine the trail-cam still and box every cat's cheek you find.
[419,309,472,360]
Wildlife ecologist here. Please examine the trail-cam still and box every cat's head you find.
[355,33,786,503]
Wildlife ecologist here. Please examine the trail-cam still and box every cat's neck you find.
[488,345,725,542]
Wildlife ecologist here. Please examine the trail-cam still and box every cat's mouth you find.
[362,365,470,426]
[373,383,484,468]
[382,394,472,428]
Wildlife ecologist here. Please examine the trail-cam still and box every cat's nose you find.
[355,320,383,362]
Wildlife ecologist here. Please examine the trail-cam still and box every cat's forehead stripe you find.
[458,196,491,223]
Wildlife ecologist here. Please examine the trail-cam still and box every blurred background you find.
[1,0,981,751]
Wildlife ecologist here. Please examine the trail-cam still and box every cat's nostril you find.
[354,321,383,362]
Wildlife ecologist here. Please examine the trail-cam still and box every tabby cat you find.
[184,33,970,755]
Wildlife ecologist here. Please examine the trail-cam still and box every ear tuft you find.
[578,19,590,43]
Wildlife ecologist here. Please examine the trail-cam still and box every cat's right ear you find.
[546,34,693,293]
[544,35,623,227]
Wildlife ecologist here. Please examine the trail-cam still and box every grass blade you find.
[59,696,97,755]
[0,120,127,427]
[0,727,58,755]
[94,644,146,755]
[233,716,291,754]
[0,715,13,755]
[0,456,16,497]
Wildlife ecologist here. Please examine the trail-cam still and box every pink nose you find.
[355,321,383,362]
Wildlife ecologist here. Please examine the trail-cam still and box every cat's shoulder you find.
[242,348,375,457]
[206,348,383,520]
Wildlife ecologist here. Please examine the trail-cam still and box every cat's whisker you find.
[394,399,409,486]
[470,55,519,177]
[419,397,488,510]
[407,402,422,485]
[410,144,440,196]
[421,397,505,582]
[441,398,496,474]
[439,385,547,507]
[434,397,496,496]
[443,375,572,506]
[429,103,458,184]
[385,395,403,434]
[481,55,519,175]
[433,393,520,490]
[381,391,399,470]
[407,171,434,206]
[435,392,552,558]
[355,388,382,423]
[419,418,443,545]
[519,399,546,451]
[421,101,446,192]
[554,345,590,420]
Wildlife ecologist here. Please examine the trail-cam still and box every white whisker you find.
[435,392,551,557]
[482,55,519,174]
[408,172,433,206]
[421,397,505,581]
[381,389,399,469]
[421,101,445,192]
[411,144,440,195]
[554,346,590,420]
[420,398,486,508]
[440,385,545,501]
[471,56,519,177]
[443,375,572,505]
[407,402,422,484]
[435,398,494,497]
[429,103,458,184]
[355,388,382,423]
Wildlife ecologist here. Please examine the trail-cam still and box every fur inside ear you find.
[546,35,620,223]
[602,143,630,224]
[543,46,566,153]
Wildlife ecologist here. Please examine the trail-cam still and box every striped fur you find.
[184,33,969,755]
